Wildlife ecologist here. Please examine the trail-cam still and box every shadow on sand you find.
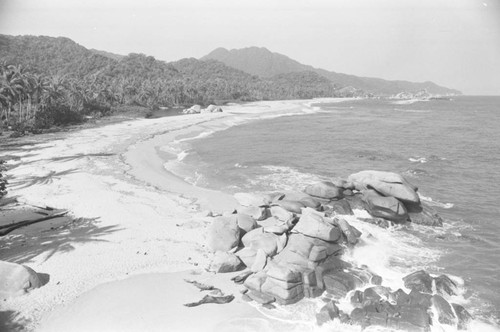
[0,217,122,264]
[8,169,80,189]
[0,310,27,332]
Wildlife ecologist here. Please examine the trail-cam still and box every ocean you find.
[171,96,500,329]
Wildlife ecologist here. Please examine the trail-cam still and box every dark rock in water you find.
[362,189,409,222]
[359,217,391,228]
[452,303,473,330]
[323,199,354,216]
[333,217,360,245]
[408,204,444,227]
[350,296,432,332]
[350,307,369,328]
[323,271,363,298]
[434,274,458,296]
[207,216,240,252]
[350,290,364,307]
[403,270,433,293]
[371,274,383,285]
[316,301,340,326]
[366,311,389,329]
[408,289,432,309]
[363,287,382,302]
[348,170,420,205]
[396,304,431,332]
[431,294,456,325]
[304,181,344,200]
[276,200,305,214]
[317,255,350,275]
[392,288,411,305]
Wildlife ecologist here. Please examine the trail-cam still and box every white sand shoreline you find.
[0,98,348,331]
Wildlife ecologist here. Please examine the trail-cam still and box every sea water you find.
[174,96,500,329]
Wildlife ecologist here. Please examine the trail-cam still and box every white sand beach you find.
[0,98,345,332]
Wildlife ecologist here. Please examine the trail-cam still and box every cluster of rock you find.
[206,170,470,331]
[0,260,42,300]
[182,104,223,114]
[348,170,443,226]
[344,270,472,331]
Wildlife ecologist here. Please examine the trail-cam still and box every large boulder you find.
[207,216,240,252]
[434,274,458,296]
[348,170,420,205]
[292,208,341,242]
[323,270,363,298]
[234,213,257,233]
[0,261,42,299]
[362,189,409,222]
[279,233,342,264]
[403,270,433,293]
[209,251,243,273]
[323,199,354,216]
[276,200,305,214]
[241,228,280,257]
[316,301,340,326]
[431,295,456,325]
[452,303,472,330]
[304,181,343,200]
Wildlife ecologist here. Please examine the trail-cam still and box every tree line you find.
[0,35,357,134]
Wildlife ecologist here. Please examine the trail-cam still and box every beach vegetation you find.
[0,34,351,135]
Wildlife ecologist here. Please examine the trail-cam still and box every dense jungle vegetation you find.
[0,35,354,134]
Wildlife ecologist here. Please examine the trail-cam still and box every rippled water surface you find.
[186,96,500,325]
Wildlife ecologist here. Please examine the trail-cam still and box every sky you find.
[1,0,499,95]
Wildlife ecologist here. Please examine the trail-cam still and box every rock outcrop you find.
[202,170,470,330]
[0,260,43,299]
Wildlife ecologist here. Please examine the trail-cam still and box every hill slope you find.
[201,47,461,95]
[0,34,346,110]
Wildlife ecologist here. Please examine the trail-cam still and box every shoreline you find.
[0,98,346,331]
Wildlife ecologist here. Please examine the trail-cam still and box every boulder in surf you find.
[304,181,344,200]
[362,189,409,222]
[348,170,420,205]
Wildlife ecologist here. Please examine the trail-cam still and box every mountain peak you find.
[201,46,305,78]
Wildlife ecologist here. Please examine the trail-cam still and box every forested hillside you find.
[0,34,351,134]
